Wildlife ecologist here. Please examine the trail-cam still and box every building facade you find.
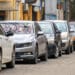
[0,0,40,21]
[45,0,57,20]
[0,0,24,20]
[23,0,45,21]
[45,0,64,20]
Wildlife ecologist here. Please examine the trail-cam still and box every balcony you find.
[0,0,16,11]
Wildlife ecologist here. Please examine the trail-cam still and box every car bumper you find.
[15,46,35,60]
[47,44,56,56]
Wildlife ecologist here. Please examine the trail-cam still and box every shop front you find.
[0,0,17,20]
[23,0,38,21]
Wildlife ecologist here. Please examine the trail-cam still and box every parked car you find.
[2,21,48,64]
[0,22,15,71]
[69,21,75,50]
[51,20,73,54]
[36,21,62,58]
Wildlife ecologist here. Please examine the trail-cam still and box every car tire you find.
[54,46,59,58]
[40,44,48,61]
[0,51,2,71]
[6,50,15,68]
[65,46,70,54]
[59,50,62,57]
[70,45,74,53]
[32,46,38,64]
[58,41,62,57]
[40,53,48,61]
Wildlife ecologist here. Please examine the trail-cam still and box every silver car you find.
[52,20,72,54]
[69,22,75,51]
[4,21,48,64]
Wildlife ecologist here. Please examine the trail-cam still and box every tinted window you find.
[38,23,54,34]
[70,24,75,32]
[35,23,41,34]
[54,22,68,32]
[1,23,33,34]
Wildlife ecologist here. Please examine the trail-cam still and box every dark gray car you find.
[36,21,62,58]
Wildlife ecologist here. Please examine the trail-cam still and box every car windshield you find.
[70,24,75,32]
[38,23,54,34]
[1,23,33,34]
[54,22,68,32]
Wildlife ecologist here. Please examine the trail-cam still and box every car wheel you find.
[65,46,70,54]
[32,46,38,64]
[6,50,15,68]
[70,45,74,53]
[59,50,62,57]
[58,42,62,57]
[40,44,48,61]
[54,46,59,58]
[0,51,2,71]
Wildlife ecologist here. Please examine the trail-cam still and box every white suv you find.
[0,22,15,71]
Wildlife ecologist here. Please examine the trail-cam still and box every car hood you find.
[9,34,35,44]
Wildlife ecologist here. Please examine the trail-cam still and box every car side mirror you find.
[5,31,14,36]
[37,31,44,36]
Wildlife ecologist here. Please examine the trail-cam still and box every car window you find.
[38,22,54,34]
[70,25,75,32]
[35,23,41,34]
[54,22,68,32]
[1,23,33,34]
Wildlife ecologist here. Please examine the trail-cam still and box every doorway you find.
[0,11,6,20]
[32,6,37,21]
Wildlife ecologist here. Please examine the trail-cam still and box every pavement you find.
[1,52,75,75]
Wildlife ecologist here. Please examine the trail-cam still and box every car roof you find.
[36,21,51,24]
[0,20,34,24]
[45,20,67,22]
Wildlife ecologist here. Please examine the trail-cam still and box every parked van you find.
[36,21,62,58]
[51,20,73,54]
[0,21,15,71]
[2,21,48,64]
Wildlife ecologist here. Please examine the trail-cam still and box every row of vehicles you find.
[0,20,75,71]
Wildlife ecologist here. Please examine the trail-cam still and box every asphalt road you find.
[1,52,75,75]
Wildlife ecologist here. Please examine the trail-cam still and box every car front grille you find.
[15,43,32,48]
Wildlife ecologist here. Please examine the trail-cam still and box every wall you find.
[45,0,57,20]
